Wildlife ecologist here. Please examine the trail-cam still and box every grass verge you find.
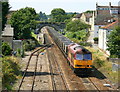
[86,46,119,86]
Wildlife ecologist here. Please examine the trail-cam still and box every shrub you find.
[2,42,12,56]
[2,56,21,90]
[79,42,92,47]
[72,33,76,38]
[93,57,105,68]
[93,37,98,41]
[78,36,81,40]
[23,38,40,51]
[21,49,25,58]
[17,48,21,57]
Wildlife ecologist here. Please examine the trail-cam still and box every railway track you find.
[44,31,69,91]
[17,44,52,91]
[17,26,117,91]
[44,27,117,91]
[47,50,69,91]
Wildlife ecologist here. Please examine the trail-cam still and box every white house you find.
[98,20,118,55]
[94,2,119,38]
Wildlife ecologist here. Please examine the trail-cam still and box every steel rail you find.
[18,44,53,92]
[52,52,70,91]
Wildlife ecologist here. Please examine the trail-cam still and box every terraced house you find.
[96,2,119,55]
[94,2,120,38]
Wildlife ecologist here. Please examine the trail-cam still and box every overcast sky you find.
[9,0,119,14]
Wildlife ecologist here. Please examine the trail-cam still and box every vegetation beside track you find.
[2,56,22,90]
[64,20,90,42]
[85,46,119,85]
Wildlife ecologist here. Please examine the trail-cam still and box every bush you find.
[16,48,25,57]
[93,37,98,41]
[23,38,40,51]
[21,49,25,58]
[2,56,21,90]
[93,57,105,68]
[79,42,92,47]
[2,42,12,56]
[65,30,89,42]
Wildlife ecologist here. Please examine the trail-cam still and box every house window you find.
[97,8,103,10]
[105,8,109,10]
[86,18,89,22]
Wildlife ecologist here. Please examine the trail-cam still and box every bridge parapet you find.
[37,21,65,32]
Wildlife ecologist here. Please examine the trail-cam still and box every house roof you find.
[97,6,120,8]
[100,20,118,29]
[83,13,92,18]
[73,13,93,19]
[95,16,114,25]
[110,6,120,8]
[97,6,109,8]
[73,13,82,18]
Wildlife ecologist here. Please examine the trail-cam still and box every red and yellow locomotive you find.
[67,43,92,73]
[46,27,92,74]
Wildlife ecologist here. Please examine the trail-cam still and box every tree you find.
[65,20,90,42]
[107,26,120,58]
[10,7,38,39]
[51,8,66,22]
[39,11,48,21]
[2,42,12,56]
[84,10,94,13]
[1,1,10,30]
[65,20,90,32]
[64,12,77,22]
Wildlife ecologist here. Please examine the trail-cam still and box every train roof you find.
[48,27,90,53]
[68,43,91,54]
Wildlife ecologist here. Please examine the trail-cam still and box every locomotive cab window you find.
[75,53,92,60]
[83,54,92,60]
[76,54,83,60]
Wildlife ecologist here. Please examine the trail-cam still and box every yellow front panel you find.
[74,60,92,68]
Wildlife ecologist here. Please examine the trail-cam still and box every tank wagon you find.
[46,27,92,74]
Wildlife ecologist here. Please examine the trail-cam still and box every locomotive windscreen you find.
[75,54,92,60]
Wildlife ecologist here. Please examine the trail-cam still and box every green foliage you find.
[79,42,92,47]
[84,10,94,13]
[16,48,25,57]
[64,12,77,22]
[107,26,120,58]
[64,19,71,24]
[21,48,25,58]
[65,29,89,42]
[51,8,66,22]
[2,42,12,56]
[23,38,40,51]
[39,11,48,21]
[93,37,98,41]
[65,20,90,32]
[2,56,21,90]
[93,57,105,68]
[10,7,38,39]
[2,2,10,30]
[16,48,21,57]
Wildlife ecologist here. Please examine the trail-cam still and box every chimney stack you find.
[109,2,111,6]
[96,2,98,7]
